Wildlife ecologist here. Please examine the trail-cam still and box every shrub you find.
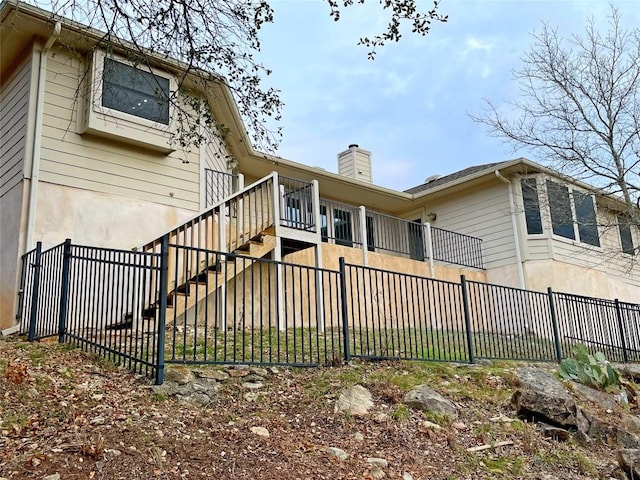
[558,344,619,391]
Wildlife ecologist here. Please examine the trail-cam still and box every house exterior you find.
[1,2,638,331]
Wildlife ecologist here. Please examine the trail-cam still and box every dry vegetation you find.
[0,335,623,479]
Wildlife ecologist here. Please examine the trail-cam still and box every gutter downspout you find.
[25,21,61,249]
[495,170,526,290]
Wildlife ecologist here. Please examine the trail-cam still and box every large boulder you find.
[335,385,373,416]
[618,449,640,477]
[403,385,458,419]
[511,367,576,427]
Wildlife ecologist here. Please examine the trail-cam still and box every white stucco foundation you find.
[0,181,27,329]
[34,181,197,250]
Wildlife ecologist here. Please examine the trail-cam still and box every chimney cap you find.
[348,143,359,149]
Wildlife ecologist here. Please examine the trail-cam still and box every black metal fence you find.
[19,240,166,382]
[17,239,640,384]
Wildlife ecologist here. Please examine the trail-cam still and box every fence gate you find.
[18,242,67,341]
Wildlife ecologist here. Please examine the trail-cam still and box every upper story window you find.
[102,58,170,125]
[520,176,601,247]
[79,51,177,153]
[521,178,543,234]
[546,180,600,247]
[618,218,636,255]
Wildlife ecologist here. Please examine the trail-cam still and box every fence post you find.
[425,222,435,278]
[614,299,629,364]
[57,239,72,344]
[27,242,43,342]
[547,288,563,363]
[358,206,368,266]
[338,257,351,363]
[460,275,475,364]
[155,234,169,385]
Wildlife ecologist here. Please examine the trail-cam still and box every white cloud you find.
[464,36,496,54]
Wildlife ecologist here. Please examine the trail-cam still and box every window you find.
[102,58,170,125]
[547,180,575,240]
[521,178,543,234]
[618,218,636,255]
[81,51,176,152]
[574,192,600,247]
[546,180,600,246]
[366,216,375,252]
[408,219,425,261]
[333,209,353,246]
[320,205,328,241]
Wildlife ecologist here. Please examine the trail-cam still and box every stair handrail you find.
[139,172,278,252]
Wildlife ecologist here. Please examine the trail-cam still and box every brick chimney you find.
[337,144,372,184]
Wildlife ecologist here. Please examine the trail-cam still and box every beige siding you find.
[525,237,551,260]
[418,182,516,269]
[203,129,229,172]
[1,55,31,197]
[38,48,202,210]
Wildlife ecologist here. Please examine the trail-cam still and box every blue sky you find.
[256,0,640,191]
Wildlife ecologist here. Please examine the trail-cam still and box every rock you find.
[422,420,442,430]
[192,378,220,392]
[402,474,414,480]
[539,422,570,441]
[403,385,458,419]
[181,392,211,406]
[353,432,365,441]
[452,422,467,430]
[335,385,373,416]
[477,358,493,366]
[618,448,640,477]
[326,447,348,461]
[164,366,195,385]
[194,369,230,381]
[622,364,640,382]
[43,475,61,480]
[370,466,386,479]
[269,366,279,374]
[244,392,259,401]
[572,383,619,411]
[511,367,576,427]
[618,430,640,449]
[373,413,388,423]
[250,367,269,377]
[227,367,250,377]
[242,382,264,390]
[243,373,265,383]
[250,426,270,437]
[623,415,640,435]
[366,458,388,468]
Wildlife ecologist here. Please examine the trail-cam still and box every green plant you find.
[558,344,620,391]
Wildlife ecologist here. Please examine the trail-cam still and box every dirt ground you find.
[0,335,625,479]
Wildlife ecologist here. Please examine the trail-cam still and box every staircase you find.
[167,233,277,317]
[129,172,321,330]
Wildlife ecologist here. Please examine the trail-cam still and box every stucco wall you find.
[0,182,27,329]
[34,182,196,250]
[524,259,639,304]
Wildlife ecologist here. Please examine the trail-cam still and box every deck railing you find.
[279,176,316,232]
[204,169,242,208]
[141,173,277,298]
[319,198,484,270]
